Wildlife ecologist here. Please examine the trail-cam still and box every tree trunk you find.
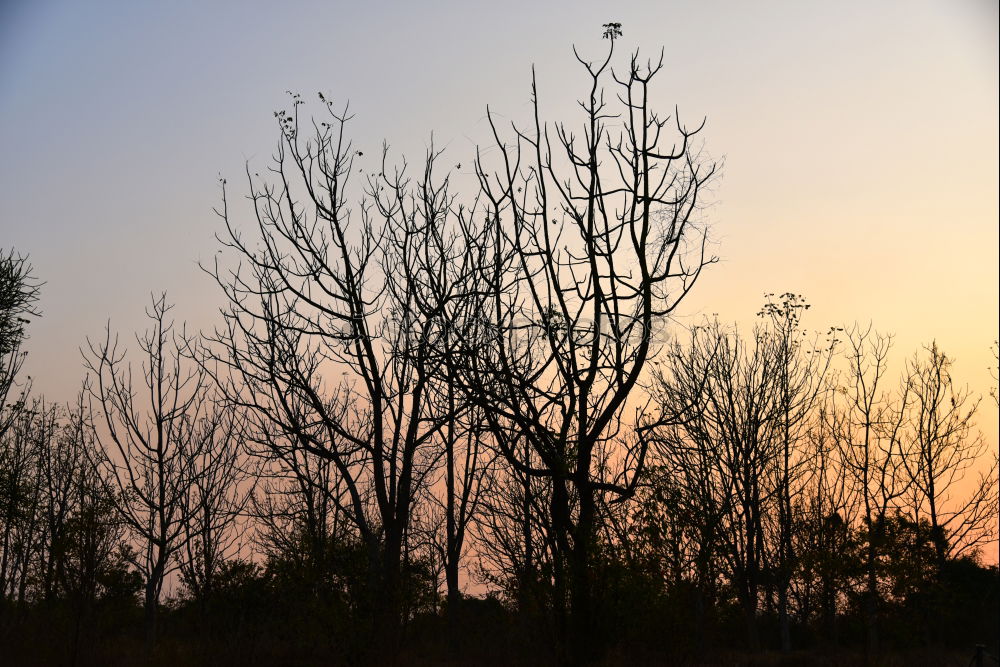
[445,539,461,654]
[550,479,571,664]
[568,480,597,666]
[376,526,404,661]
[143,576,159,650]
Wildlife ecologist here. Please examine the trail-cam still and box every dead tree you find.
[647,303,836,651]
[250,426,356,600]
[426,391,492,630]
[372,145,496,628]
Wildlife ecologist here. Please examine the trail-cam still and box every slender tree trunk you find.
[569,482,596,666]
[550,479,571,664]
[144,574,159,650]
[445,529,462,655]
[377,523,404,660]
[444,392,461,641]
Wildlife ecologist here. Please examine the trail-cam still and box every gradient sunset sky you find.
[1,0,997,453]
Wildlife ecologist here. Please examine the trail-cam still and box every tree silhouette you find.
[460,34,717,662]
[83,294,213,647]
[0,250,41,441]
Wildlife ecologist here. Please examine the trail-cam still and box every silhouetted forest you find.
[2,33,998,666]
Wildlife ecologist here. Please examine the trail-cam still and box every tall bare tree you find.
[461,29,716,660]
[83,294,211,646]
[206,99,482,649]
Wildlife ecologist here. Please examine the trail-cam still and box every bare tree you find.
[756,294,837,651]
[83,294,211,647]
[371,143,497,627]
[249,423,365,622]
[206,100,478,650]
[0,251,46,626]
[791,389,855,645]
[461,30,716,660]
[472,439,558,635]
[900,342,997,564]
[177,398,254,611]
[832,325,912,655]
[647,318,781,650]
[427,393,492,630]
[642,323,730,650]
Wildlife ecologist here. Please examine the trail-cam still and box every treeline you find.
[2,37,998,667]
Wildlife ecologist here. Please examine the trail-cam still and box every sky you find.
[1,0,997,449]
